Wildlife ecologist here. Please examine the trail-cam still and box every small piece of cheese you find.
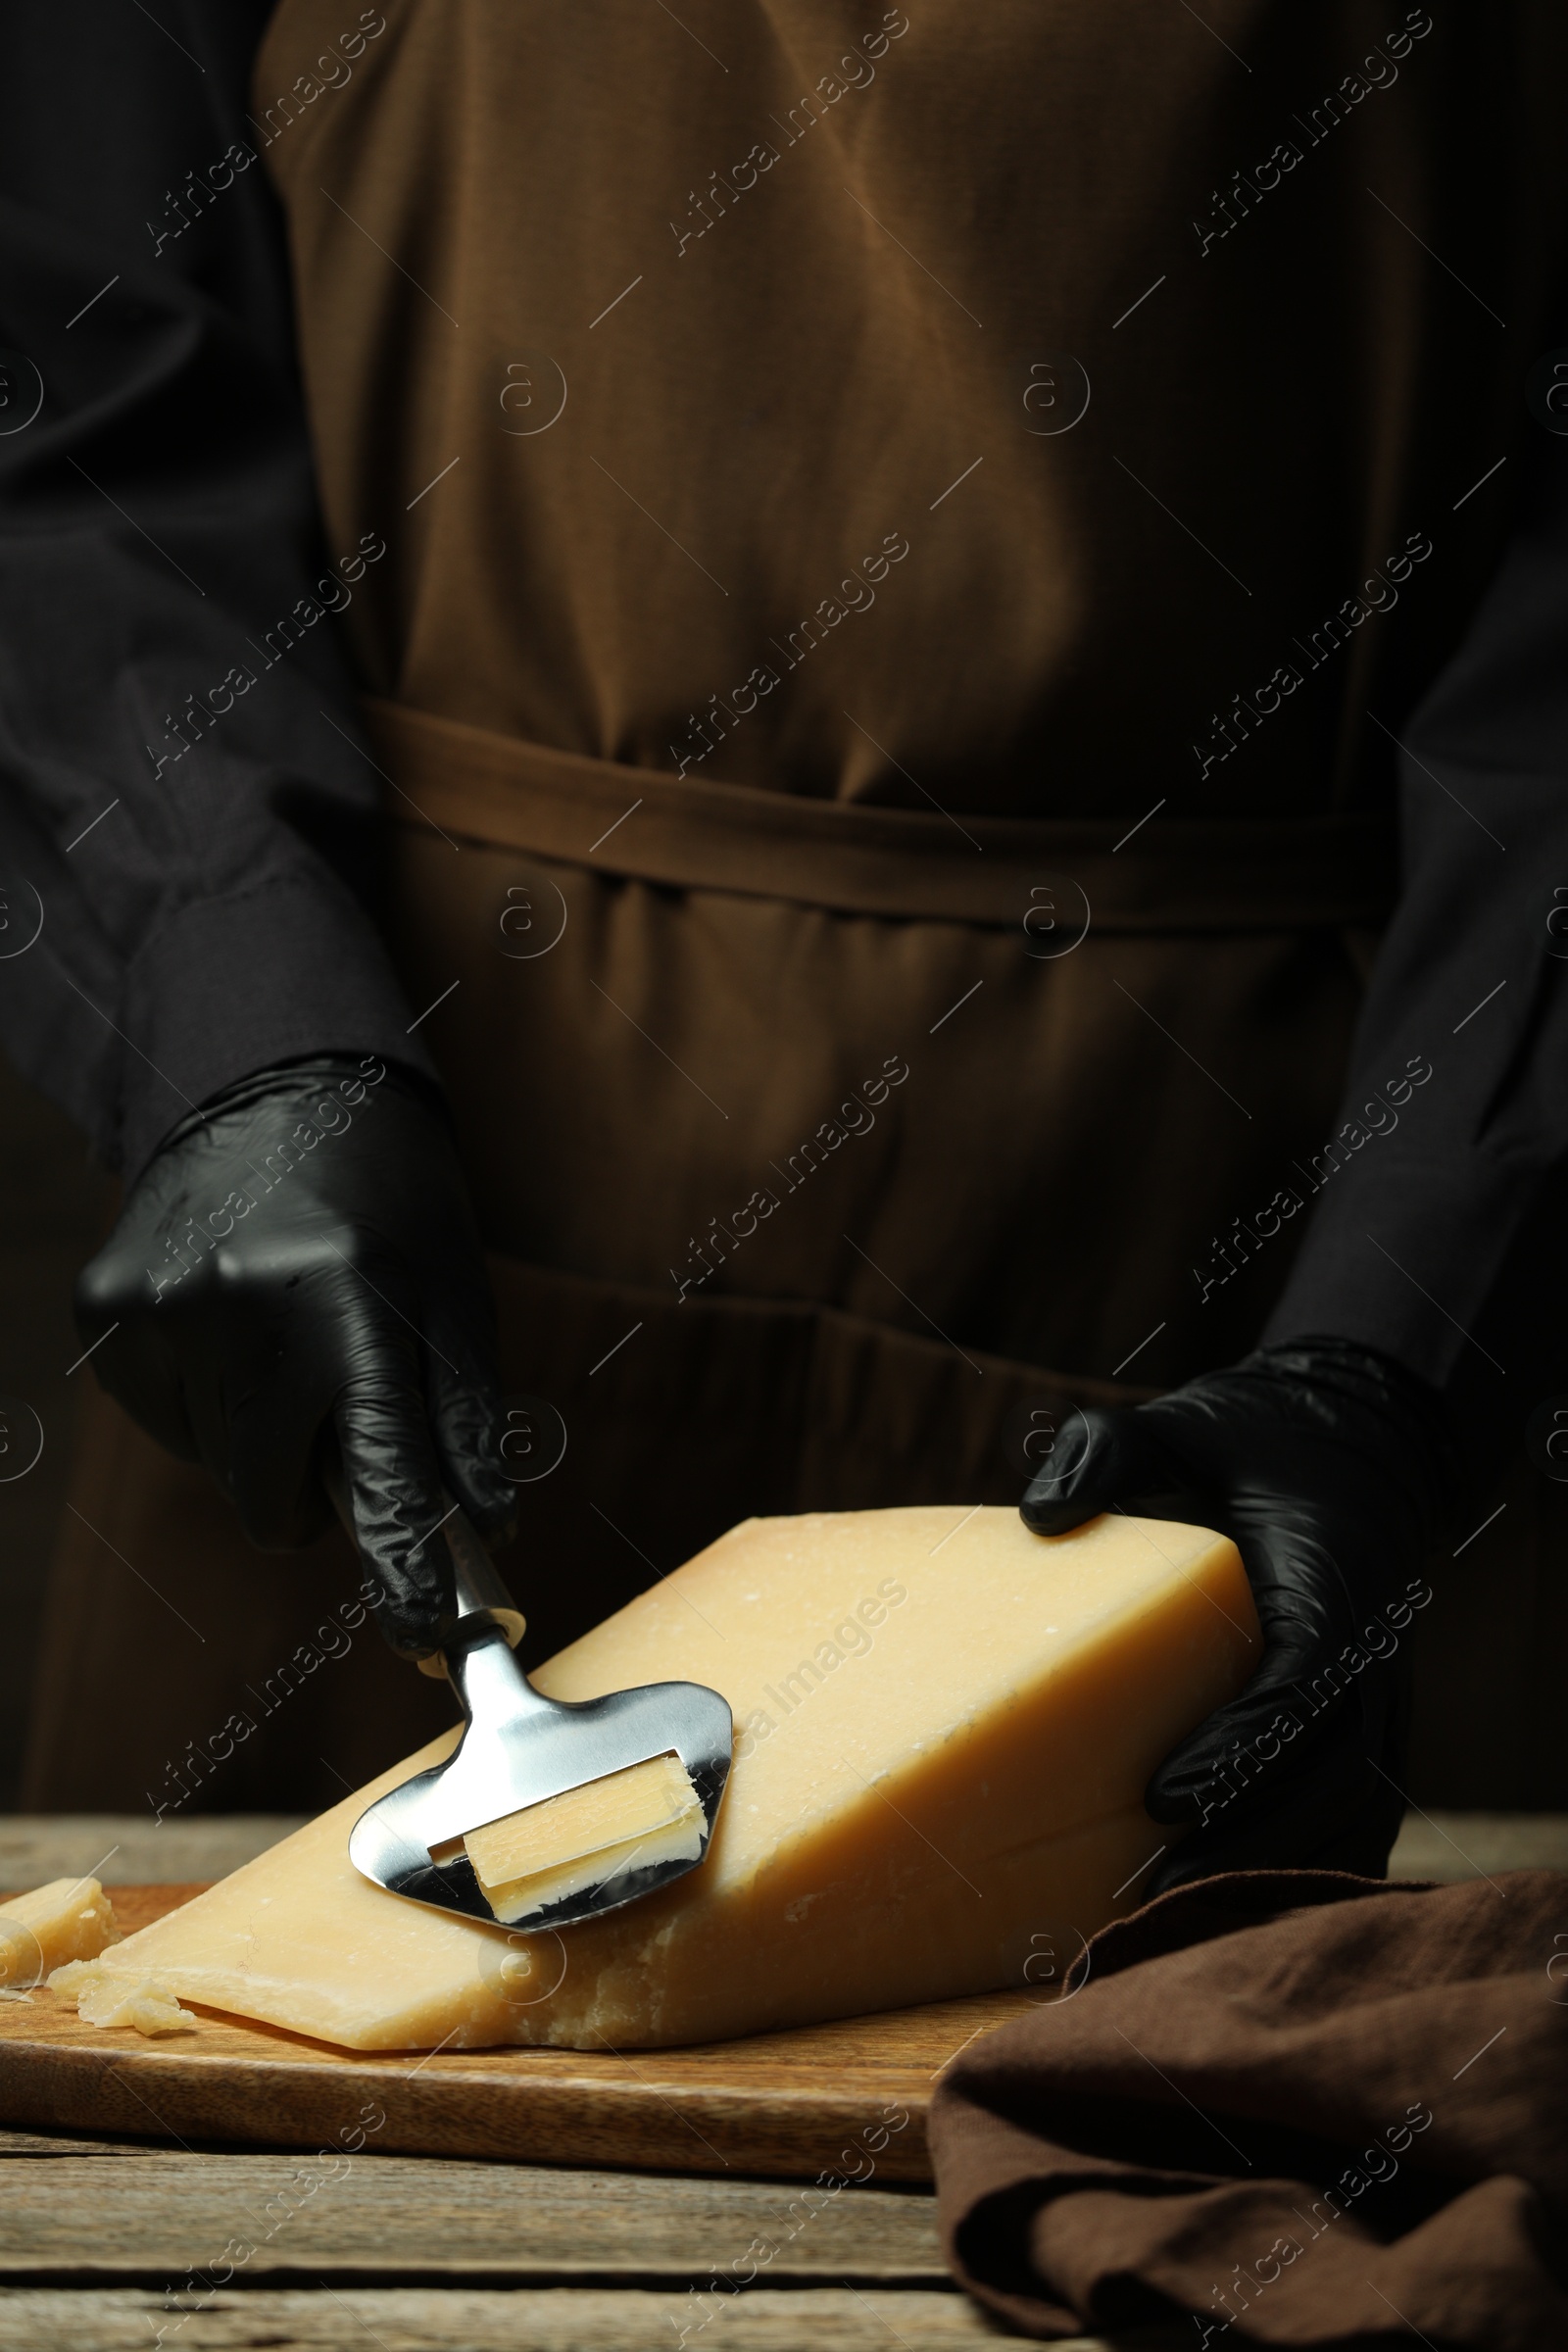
[0,1878,120,1989]
[463,1752,706,1924]
[53,1509,1258,2052]
[48,1959,195,2035]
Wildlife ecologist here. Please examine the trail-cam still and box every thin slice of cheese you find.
[0,1878,120,1989]
[468,1813,706,1926]
[463,1752,706,1925]
[53,1509,1258,2052]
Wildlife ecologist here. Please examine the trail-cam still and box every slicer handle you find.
[427,1506,528,1678]
[320,1446,525,1678]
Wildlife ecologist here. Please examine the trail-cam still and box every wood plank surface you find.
[0,1885,1033,2182]
[0,2284,1129,2351]
[1387,1809,1568,1881]
[0,1817,307,1889]
[0,2288,1191,2350]
[0,2134,1199,2349]
[0,2151,945,2284]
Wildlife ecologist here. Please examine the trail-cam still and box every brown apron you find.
[24,0,1568,1810]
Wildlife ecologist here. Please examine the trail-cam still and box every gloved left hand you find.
[74,1054,516,1654]
[1019,1339,1451,1892]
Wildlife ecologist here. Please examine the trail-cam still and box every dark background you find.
[0,1051,110,1805]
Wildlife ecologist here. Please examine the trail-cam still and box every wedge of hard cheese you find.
[1,1878,119,1987]
[55,1508,1257,2050]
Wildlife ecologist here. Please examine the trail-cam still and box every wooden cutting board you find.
[0,1886,1037,2180]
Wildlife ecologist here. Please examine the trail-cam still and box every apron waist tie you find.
[365,698,1396,932]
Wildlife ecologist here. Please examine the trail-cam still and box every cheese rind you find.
[0,1877,120,1988]
[51,1509,1258,2051]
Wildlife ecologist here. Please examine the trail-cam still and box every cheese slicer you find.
[328,1473,734,1931]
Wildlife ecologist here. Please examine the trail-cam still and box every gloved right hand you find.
[1019,1340,1447,1886]
[74,1055,516,1654]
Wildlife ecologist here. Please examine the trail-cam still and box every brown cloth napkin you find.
[929,1870,1568,2349]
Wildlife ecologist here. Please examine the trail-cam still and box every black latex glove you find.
[1020,1340,1451,1892]
[74,1055,515,1653]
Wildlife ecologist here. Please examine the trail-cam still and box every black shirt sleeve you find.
[1265,430,1568,1391]
[0,0,428,1184]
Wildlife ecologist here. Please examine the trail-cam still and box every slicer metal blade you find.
[345,1505,733,1930]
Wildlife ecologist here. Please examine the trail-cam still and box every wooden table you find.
[2,1809,1562,2351]
[0,2119,1185,2352]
